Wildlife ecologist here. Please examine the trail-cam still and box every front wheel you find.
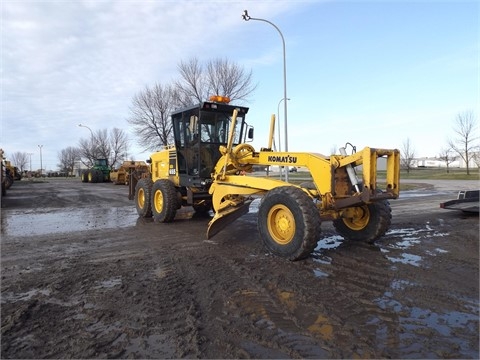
[258,186,321,261]
[81,171,89,183]
[151,179,178,223]
[333,200,391,243]
[135,178,153,218]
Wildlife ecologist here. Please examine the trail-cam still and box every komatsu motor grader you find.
[130,96,400,260]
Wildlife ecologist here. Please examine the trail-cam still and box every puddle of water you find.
[315,235,344,251]
[95,277,122,289]
[312,256,332,265]
[313,268,329,278]
[1,206,138,237]
[375,279,479,358]
[382,226,450,267]
[390,279,416,290]
[376,292,478,357]
[386,253,422,267]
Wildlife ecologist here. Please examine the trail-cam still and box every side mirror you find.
[248,127,254,140]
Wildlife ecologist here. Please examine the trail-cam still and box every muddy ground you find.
[1,178,478,359]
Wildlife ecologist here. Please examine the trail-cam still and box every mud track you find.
[1,179,478,358]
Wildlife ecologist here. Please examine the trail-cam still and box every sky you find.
[1,0,478,171]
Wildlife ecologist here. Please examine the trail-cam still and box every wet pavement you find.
[1,179,478,358]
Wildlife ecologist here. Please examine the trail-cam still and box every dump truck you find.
[81,158,111,183]
[130,96,400,260]
[110,160,149,185]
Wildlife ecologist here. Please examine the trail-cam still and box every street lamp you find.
[242,9,289,181]
[38,145,43,176]
[78,123,94,139]
[78,123,96,160]
[277,97,290,180]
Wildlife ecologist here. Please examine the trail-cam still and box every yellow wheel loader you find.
[130,96,400,260]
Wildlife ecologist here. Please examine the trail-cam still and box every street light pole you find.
[277,97,290,180]
[78,123,96,160]
[78,123,94,139]
[242,9,289,181]
[27,153,33,171]
[38,145,43,176]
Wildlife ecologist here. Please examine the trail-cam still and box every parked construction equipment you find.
[1,149,6,197]
[110,160,149,185]
[129,96,400,260]
[81,158,111,183]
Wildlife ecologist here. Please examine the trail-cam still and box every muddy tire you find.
[135,178,153,218]
[5,174,13,190]
[87,170,94,183]
[151,179,177,223]
[94,170,104,183]
[81,171,89,183]
[258,186,322,261]
[333,199,391,243]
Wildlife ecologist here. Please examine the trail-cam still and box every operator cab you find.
[95,159,108,167]
[171,97,250,187]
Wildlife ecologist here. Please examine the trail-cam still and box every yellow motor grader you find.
[130,96,400,260]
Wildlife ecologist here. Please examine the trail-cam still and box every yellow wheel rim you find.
[267,204,295,245]
[137,188,145,209]
[343,206,370,230]
[153,189,164,213]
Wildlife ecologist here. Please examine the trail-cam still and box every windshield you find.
[200,111,243,145]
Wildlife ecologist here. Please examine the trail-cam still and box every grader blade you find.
[206,200,252,239]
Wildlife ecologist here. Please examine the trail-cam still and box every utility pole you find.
[27,153,34,171]
[38,145,43,176]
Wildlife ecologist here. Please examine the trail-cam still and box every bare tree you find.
[128,83,176,151]
[472,152,480,168]
[175,58,206,107]
[78,128,129,168]
[57,147,79,176]
[206,58,256,103]
[94,129,111,161]
[78,136,97,167]
[401,138,415,174]
[9,152,29,172]
[128,57,256,151]
[438,147,456,173]
[175,57,256,107]
[448,110,479,175]
[109,128,129,168]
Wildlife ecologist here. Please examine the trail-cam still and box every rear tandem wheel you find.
[333,199,392,243]
[151,179,178,223]
[258,186,322,261]
[134,178,153,218]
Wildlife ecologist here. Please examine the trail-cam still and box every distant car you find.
[289,167,297,173]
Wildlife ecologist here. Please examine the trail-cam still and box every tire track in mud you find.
[170,249,332,359]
